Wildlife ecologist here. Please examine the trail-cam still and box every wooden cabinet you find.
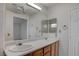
[32,49,43,56]
[24,41,59,56]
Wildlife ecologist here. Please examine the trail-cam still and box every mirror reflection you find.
[13,17,27,40]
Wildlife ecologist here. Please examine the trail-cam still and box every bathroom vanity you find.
[4,39,59,56]
[25,41,59,56]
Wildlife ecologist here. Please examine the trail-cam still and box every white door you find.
[70,7,79,56]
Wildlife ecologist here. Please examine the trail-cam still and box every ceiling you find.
[6,3,56,16]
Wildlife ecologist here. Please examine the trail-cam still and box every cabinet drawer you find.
[44,45,50,54]
[32,49,43,56]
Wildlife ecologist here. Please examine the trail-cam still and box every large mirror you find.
[13,17,27,40]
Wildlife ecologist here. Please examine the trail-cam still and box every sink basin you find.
[8,45,32,52]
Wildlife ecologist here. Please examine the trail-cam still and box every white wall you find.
[0,4,5,56]
[5,10,29,41]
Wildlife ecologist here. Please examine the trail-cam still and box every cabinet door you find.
[55,41,59,56]
[32,49,43,56]
[44,45,51,56]
[51,43,55,56]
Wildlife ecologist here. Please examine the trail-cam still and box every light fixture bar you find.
[26,3,42,11]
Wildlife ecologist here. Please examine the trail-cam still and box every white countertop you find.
[4,39,59,56]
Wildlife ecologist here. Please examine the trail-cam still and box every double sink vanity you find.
[4,39,59,56]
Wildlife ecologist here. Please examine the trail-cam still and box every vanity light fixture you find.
[26,3,42,11]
